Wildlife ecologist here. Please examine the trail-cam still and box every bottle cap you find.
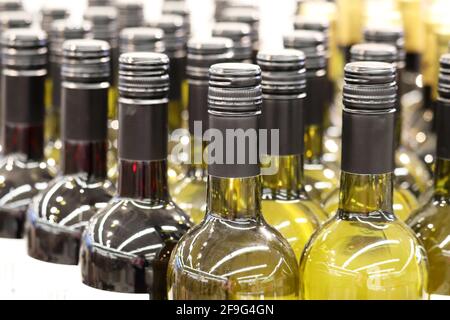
[218,8,260,47]
[162,1,191,35]
[439,53,450,99]
[343,61,397,110]
[88,0,112,6]
[147,14,188,53]
[62,39,111,82]
[283,30,326,70]
[120,27,165,54]
[208,62,262,113]
[1,28,47,70]
[187,37,234,79]
[50,20,92,58]
[0,11,32,32]
[257,49,307,95]
[119,52,170,99]
[84,6,118,42]
[116,0,144,30]
[350,43,398,64]
[363,25,406,65]
[212,22,252,61]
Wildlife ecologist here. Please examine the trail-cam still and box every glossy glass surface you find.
[172,172,207,225]
[300,211,429,300]
[168,176,299,300]
[80,197,192,298]
[408,159,450,296]
[302,171,429,300]
[0,155,55,238]
[323,184,419,221]
[26,174,114,264]
[261,155,326,259]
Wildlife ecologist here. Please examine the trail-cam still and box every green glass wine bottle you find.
[300,61,429,300]
[168,63,299,300]
[171,38,234,225]
[257,49,327,260]
[284,30,339,202]
[407,54,450,299]
[323,43,422,221]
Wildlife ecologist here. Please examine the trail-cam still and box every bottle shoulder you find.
[85,198,192,253]
[302,215,427,262]
[30,174,115,225]
[172,214,298,271]
[408,198,450,241]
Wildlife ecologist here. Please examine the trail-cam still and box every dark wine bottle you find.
[80,52,192,299]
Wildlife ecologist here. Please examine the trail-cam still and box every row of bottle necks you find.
[0,36,447,300]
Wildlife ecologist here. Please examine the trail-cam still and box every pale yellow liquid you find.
[408,198,450,296]
[323,186,419,221]
[262,199,324,260]
[304,163,339,202]
[300,213,429,300]
[171,176,207,225]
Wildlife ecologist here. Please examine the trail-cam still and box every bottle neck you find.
[208,175,261,220]
[118,159,170,201]
[262,154,305,200]
[186,137,207,179]
[304,124,323,164]
[434,158,450,199]
[62,140,107,180]
[3,124,44,161]
[338,171,394,214]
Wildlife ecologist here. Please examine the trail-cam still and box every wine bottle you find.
[40,6,69,153]
[84,6,120,184]
[44,20,92,165]
[323,43,423,221]
[258,49,327,260]
[407,54,450,299]
[120,27,166,55]
[217,7,260,63]
[284,30,339,203]
[88,0,112,6]
[363,27,433,202]
[171,37,234,224]
[300,61,428,300]
[213,22,253,63]
[148,15,188,133]
[27,39,114,267]
[168,63,299,300]
[214,0,257,21]
[0,11,32,136]
[0,28,55,299]
[80,52,192,299]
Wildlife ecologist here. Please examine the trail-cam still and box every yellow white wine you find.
[407,55,450,298]
[257,50,326,259]
[300,62,428,300]
[168,63,299,300]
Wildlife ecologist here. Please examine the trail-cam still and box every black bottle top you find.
[118,52,170,162]
[437,54,450,160]
[342,61,397,174]
[119,27,165,54]
[283,30,326,71]
[218,7,260,51]
[208,63,262,178]
[147,14,188,57]
[187,37,234,136]
[1,28,47,155]
[84,6,118,43]
[88,0,112,6]
[212,22,253,62]
[116,0,144,31]
[258,49,307,156]
[61,39,110,145]
[350,43,398,65]
[363,25,406,68]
